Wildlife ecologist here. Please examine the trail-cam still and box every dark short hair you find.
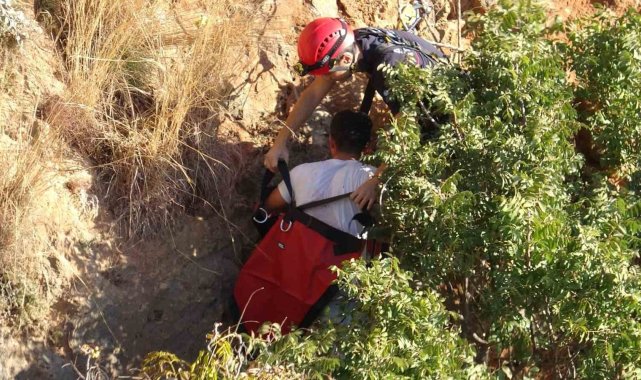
[329,110,372,156]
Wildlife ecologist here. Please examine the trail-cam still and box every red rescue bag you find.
[235,162,366,335]
[235,208,364,335]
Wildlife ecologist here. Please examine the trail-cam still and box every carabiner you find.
[252,208,271,224]
[280,219,293,232]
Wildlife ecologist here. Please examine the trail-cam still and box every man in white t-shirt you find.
[265,110,376,237]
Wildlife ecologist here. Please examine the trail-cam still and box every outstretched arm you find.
[264,75,336,172]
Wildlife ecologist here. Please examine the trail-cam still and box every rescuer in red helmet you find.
[264,17,446,209]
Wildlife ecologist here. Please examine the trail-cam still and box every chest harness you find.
[356,27,446,114]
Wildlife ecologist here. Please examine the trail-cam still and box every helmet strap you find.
[328,44,357,73]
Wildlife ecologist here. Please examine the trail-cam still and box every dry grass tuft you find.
[0,127,63,327]
[44,0,256,235]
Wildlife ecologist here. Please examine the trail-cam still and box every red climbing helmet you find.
[295,18,355,76]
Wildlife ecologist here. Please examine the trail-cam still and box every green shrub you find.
[141,323,304,379]
[142,259,482,379]
[376,0,641,377]
[258,259,483,379]
[569,9,641,177]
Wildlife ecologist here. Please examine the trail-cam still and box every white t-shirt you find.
[278,159,376,236]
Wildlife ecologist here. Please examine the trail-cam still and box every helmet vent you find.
[317,32,339,59]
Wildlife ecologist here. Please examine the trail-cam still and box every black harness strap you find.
[285,208,365,255]
[259,169,276,203]
[357,28,446,114]
[358,28,444,63]
[297,192,352,211]
[278,160,294,207]
[258,160,294,206]
[299,284,339,328]
[297,192,375,230]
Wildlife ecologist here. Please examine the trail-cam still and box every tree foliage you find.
[377,0,641,377]
[570,8,641,177]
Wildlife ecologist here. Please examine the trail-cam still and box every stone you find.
[307,109,332,147]
[311,0,338,16]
